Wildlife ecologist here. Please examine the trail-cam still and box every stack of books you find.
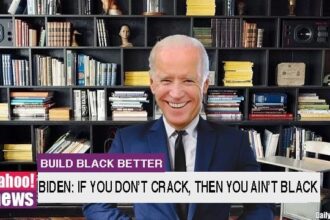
[249,93,293,120]
[0,103,9,119]
[109,91,149,121]
[193,27,212,47]
[298,93,330,121]
[124,71,150,86]
[10,91,54,119]
[223,61,253,86]
[45,131,90,154]
[186,0,215,16]
[206,89,244,121]
[2,144,32,161]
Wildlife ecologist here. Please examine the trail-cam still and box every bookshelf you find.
[0,0,329,217]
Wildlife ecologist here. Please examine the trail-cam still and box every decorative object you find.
[143,0,163,15]
[119,24,133,47]
[237,0,246,15]
[288,0,296,16]
[71,30,81,47]
[276,62,305,86]
[101,0,122,15]
[323,74,330,86]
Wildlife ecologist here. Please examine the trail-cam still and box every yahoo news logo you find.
[0,172,37,208]
[316,212,330,219]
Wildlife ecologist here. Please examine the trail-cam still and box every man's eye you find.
[184,80,195,84]
[160,80,171,84]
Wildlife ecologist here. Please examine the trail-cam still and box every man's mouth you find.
[168,102,188,109]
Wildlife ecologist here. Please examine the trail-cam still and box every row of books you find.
[211,18,240,48]
[280,127,323,160]
[73,89,106,120]
[8,0,61,15]
[80,0,94,15]
[45,131,90,154]
[206,89,244,121]
[34,55,65,86]
[96,19,110,47]
[245,129,279,159]
[1,132,89,162]
[298,93,330,120]
[1,54,30,86]
[207,19,264,48]
[14,19,37,47]
[223,61,253,86]
[68,51,118,86]
[245,127,325,160]
[4,90,330,122]
[242,21,264,48]
[47,21,71,47]
[109,90,149,121]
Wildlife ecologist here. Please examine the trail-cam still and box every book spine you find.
[253,93,287,104]
[77,54,85,85]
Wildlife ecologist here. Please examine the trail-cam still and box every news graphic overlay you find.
[37,154,320,204]
[0,172,37,208]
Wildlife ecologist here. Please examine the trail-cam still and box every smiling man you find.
[83,35,274,220]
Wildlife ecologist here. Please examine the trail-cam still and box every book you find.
[10,91,53,98]
[253,93,287,104]
[8,0,26,14]
[4,143,32,151]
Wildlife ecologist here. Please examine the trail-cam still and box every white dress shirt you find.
[163,116,199,172]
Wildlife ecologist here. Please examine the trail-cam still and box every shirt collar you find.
[163,115,199,138]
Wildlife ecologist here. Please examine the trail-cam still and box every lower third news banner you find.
[36,154,320,204]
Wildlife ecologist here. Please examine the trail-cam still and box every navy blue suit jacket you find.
[83,117,274,220]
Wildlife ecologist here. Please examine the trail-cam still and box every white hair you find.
[148,35,209,81]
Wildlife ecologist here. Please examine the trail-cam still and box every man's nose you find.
[169,83,184,98]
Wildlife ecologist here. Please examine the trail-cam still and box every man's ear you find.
[150,76,156,94]
[203,78,209,94]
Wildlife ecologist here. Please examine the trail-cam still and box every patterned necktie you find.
[174,130,187,220]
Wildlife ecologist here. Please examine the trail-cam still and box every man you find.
[83,35,274,220]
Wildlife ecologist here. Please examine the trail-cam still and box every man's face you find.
[150,45,209,130]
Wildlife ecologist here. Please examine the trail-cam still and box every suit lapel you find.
[147,117,177,217]
[189,118,217,220]
[194,117,216,171]
[147,117,172,171]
